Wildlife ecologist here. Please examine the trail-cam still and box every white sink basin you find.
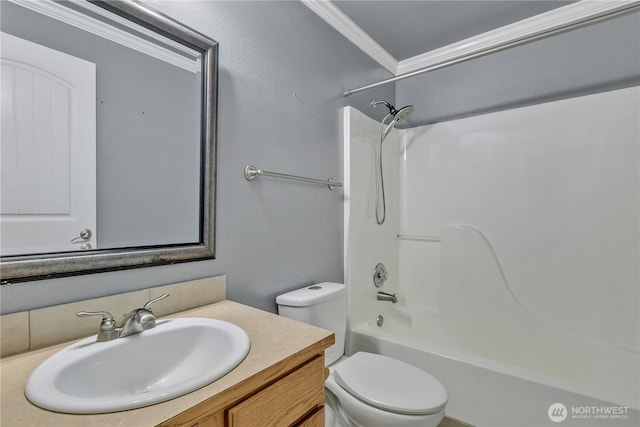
[25,317,250,414]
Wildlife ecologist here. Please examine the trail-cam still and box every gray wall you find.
[0,1,393,314]
[9,3,632,315]
[396,12,640,126]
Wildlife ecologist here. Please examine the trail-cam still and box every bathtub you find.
[348,304,640,427]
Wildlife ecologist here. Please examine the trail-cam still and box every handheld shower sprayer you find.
[370,100,415,225]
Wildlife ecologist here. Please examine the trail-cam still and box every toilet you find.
[276,282,447,427]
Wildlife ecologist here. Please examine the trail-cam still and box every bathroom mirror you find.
[0,0,217,282]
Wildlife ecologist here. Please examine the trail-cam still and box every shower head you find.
[371,100,414,139]
[394,105,414,123]
[383,105,414,139]
[370,101,415,226]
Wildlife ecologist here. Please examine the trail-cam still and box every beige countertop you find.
[0,300,334,426]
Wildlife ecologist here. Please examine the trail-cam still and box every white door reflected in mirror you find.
[0,32,97,255]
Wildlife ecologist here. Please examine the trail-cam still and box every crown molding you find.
[8,0,201,73]
[303,0,638,79]
[301,0,398,74]
[397,0,639,75]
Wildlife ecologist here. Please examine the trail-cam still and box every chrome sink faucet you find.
[77,293,170,341]
[120,293,170,338]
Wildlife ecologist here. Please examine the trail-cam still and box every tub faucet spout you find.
[377,291,397,303]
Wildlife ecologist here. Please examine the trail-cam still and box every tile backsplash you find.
[0,312,29,357]
[0,275,226,357]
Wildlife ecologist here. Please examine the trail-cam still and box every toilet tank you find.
[276,282,346,366]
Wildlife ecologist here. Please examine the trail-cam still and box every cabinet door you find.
[188,411,224,427]
[227,356,325,426]
[159,408,224,427]
[296,408,324,427]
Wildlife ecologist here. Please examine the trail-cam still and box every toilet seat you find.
[333,352,448,415]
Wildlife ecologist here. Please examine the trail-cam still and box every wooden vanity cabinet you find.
[159,354,326,427]
[0,301,334,427]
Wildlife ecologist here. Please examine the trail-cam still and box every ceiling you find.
[304,0,580,76]
[332,1,576,62]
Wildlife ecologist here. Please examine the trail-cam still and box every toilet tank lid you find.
[276,282,345,307]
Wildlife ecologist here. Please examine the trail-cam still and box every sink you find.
[25,318,250,414]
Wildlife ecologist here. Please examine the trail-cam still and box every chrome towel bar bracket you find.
[244,165,342,191]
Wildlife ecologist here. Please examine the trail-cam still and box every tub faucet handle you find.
[373,263,388,287]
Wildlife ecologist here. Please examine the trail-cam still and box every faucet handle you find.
[77,310,114,322]
[143,293,170,311]
[76,311,118,342]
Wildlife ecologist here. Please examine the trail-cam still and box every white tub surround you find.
[343,86,640,426]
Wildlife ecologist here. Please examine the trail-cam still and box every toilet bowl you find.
[276,283,447,427]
